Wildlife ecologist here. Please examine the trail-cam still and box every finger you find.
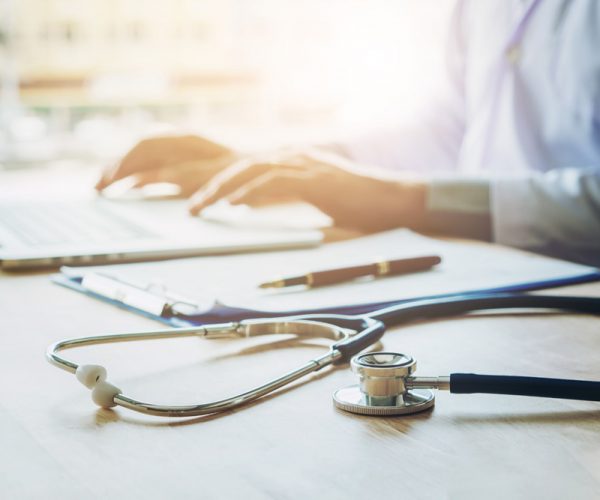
[95,167,115,190]
[96,136,231,190]
[227,170,313,207]
[188,161,282,214]
[130,170,171,188]
[98,152,235,194]
[95,144,163,190]
[128,163,202,195]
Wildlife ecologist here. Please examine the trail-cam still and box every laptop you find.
[0,198,323,270]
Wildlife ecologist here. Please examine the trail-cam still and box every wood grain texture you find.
[1,264,599,499]
[1,169,599,499]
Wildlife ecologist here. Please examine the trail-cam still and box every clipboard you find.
[52,229,600,327]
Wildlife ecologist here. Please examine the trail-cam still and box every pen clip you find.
[80,272,208,317]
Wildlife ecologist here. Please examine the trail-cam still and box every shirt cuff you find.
[427,177,491,214]
[423,178,493,241]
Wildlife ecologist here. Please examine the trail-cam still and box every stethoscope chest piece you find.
[333,352,435,416]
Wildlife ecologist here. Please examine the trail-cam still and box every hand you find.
[188,150,427,232]
[95,135,238,196]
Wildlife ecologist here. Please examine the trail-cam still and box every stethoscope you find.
[47,292,600,418]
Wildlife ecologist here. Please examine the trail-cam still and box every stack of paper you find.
[57,229,600,316]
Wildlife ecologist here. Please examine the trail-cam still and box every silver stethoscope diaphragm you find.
[333,352,437,416]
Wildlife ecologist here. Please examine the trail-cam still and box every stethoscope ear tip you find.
[75,364,121,409]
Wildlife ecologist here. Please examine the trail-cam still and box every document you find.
[58,229,600,315]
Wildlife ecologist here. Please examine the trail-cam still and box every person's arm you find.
[492,168,600,265]
[187,150,429,233]
[421,168,600,266]
[422,177,492,241]
[95,135,238,195]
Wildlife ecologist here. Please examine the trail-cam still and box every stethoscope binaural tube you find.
[47,292,600,418]
[47,316,385,417]
[368,292,600,327]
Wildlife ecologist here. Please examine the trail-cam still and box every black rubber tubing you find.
[368,292,600,401]
[450,373,600,401]
[369,292,600,326]
[333,319,386,363]
[302,293,600,377]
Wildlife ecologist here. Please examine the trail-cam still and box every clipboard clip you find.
[79,272,213,318]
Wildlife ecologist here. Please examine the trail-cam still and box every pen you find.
[258,255,442,289]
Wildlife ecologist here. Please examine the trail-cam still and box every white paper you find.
[62,229,599,314]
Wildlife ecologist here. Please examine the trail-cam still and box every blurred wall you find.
[0,0,453,159]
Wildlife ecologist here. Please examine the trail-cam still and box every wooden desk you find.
[1,260,600,499]
[1,168,599,498]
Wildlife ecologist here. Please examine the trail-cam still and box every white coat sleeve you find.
[493,168,600,265]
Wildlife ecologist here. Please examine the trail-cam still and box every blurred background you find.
[0,0,452,170]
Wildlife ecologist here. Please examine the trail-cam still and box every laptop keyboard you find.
[0,202,155,246]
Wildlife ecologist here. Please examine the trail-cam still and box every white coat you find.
[344,0,600,265]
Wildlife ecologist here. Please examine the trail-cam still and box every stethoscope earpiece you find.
[76,364,121,408]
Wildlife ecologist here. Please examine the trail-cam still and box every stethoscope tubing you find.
[47,318,350,417]
[449,373,600,401]
[308,293,600,363]
[321,293,600,403]
[368,292,600,327]
[47,292,600,417]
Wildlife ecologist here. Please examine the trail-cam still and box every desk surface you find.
[2,259,600,499]
[1,168,600,499]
